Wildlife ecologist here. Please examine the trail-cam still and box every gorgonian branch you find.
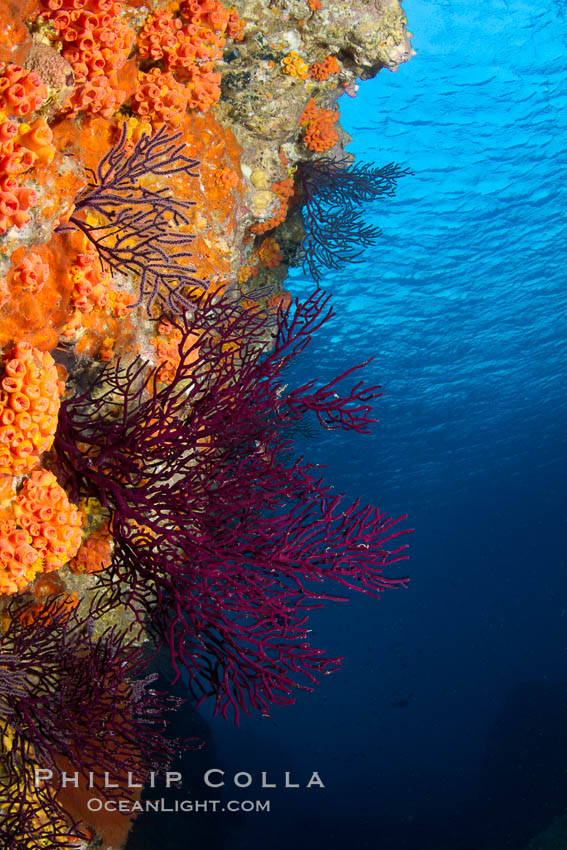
[296,157,411,281]
[59,123,204,315]
[0,598,185,794]
[53,288,411,723]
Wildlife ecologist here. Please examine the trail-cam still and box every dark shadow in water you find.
[371,680,567,850]
[469,681,567,850]
[125,657,235,850]
[125,676,567,850]
[251,680,567,850]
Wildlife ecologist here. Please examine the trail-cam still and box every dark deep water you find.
[127,0,567,847]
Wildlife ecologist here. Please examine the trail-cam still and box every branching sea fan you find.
[296,157,411,281]
[53,288,411,723]
[0,596,185,848]
[58,123,204,315]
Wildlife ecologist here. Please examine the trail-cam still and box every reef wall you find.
[0,1,413,847]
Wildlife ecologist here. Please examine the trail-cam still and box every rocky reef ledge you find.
[0,1,413,847]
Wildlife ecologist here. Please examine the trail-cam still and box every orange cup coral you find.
[69,518,112,575]
[0,343,64,477]
[0,470,83,595]
[300,97,339,152]
[0,63,47,117]
[34,0,135,119]
[13,470,83,573]
[9,251,50,295]
[281,51,309,80]
[0,66,55,233]
[136,0,244,114]
[309,55,340,81]
[132,68,189,128]
[0,515,42,595]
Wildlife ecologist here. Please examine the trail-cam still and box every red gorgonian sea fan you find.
[0,598,187,848]
[53,289,411,723]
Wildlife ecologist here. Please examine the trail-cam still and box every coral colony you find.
[296,157,412,281]
[54,287,411,724]
[58,124,204,315]
[0,0,414,846]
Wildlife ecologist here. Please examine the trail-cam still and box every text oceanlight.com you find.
[86,798,271,814]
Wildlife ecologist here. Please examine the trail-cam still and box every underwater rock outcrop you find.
[0,0,414,847]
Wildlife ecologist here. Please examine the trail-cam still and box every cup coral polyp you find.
[0,343,64,477]
[0,64,47,116]
[136,0,244,115]
[13,470,83,573]
[309,55,340,81]
[300,98,339,152]
[34,0,135,119]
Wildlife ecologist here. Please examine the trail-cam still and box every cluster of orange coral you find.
[309,55,340,81]
[0,62,46,115]
[0,470,83,595]
[300,97,339,151]
[0,343,76,592]
[132,67,189,128]
[238,236,283,284]
[14,470,83,573]
[135,0,244,118]
[0,64,54,233]
[0,515,42,594]
[60,238,137,361]
[250,177,295,235]
[137,8,182,63]
[35,0,135,119]
[0,234,83,352]
[0,342,64,477]
[281,50,309,80]
[9,251,50,295]
[66,240,134,316]
[69,518,112,574]
[150,319,200,386]
[0,249,50,318]
[179,0,244,41]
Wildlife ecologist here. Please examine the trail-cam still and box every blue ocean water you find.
[128,1,567,848]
